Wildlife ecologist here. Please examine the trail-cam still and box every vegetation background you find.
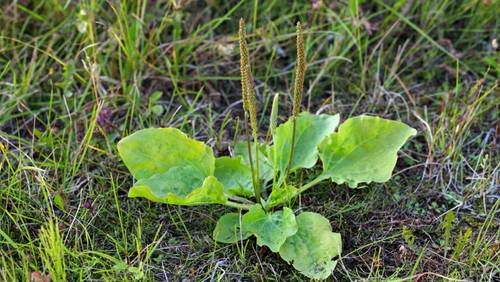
[0,0,498,281]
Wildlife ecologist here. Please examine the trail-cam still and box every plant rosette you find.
[117,113,416,279]
[117,19,416,280]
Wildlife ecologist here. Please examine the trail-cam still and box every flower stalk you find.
[285,22,306,178]
[239,18,261,204]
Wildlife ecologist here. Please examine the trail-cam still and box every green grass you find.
[1,0,498,281]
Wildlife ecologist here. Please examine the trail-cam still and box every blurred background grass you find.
[0,0,498,281]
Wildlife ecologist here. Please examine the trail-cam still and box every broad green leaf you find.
[319,115,416,188]
[117,128,214,179]
[128,166,226,205]
[265,185,298,209]
[271,112,339,173]
[279,212,342,280]
[213,213,251,243]
[234,142,273,182]
[242,205,298,252]
[214,157,254,197]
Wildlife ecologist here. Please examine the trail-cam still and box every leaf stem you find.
[229,195,255,204]
[265,174,329,209]
[225,200,253,210]
[297,174,329,195]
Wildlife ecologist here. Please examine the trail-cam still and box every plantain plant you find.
[117,19,416,280]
